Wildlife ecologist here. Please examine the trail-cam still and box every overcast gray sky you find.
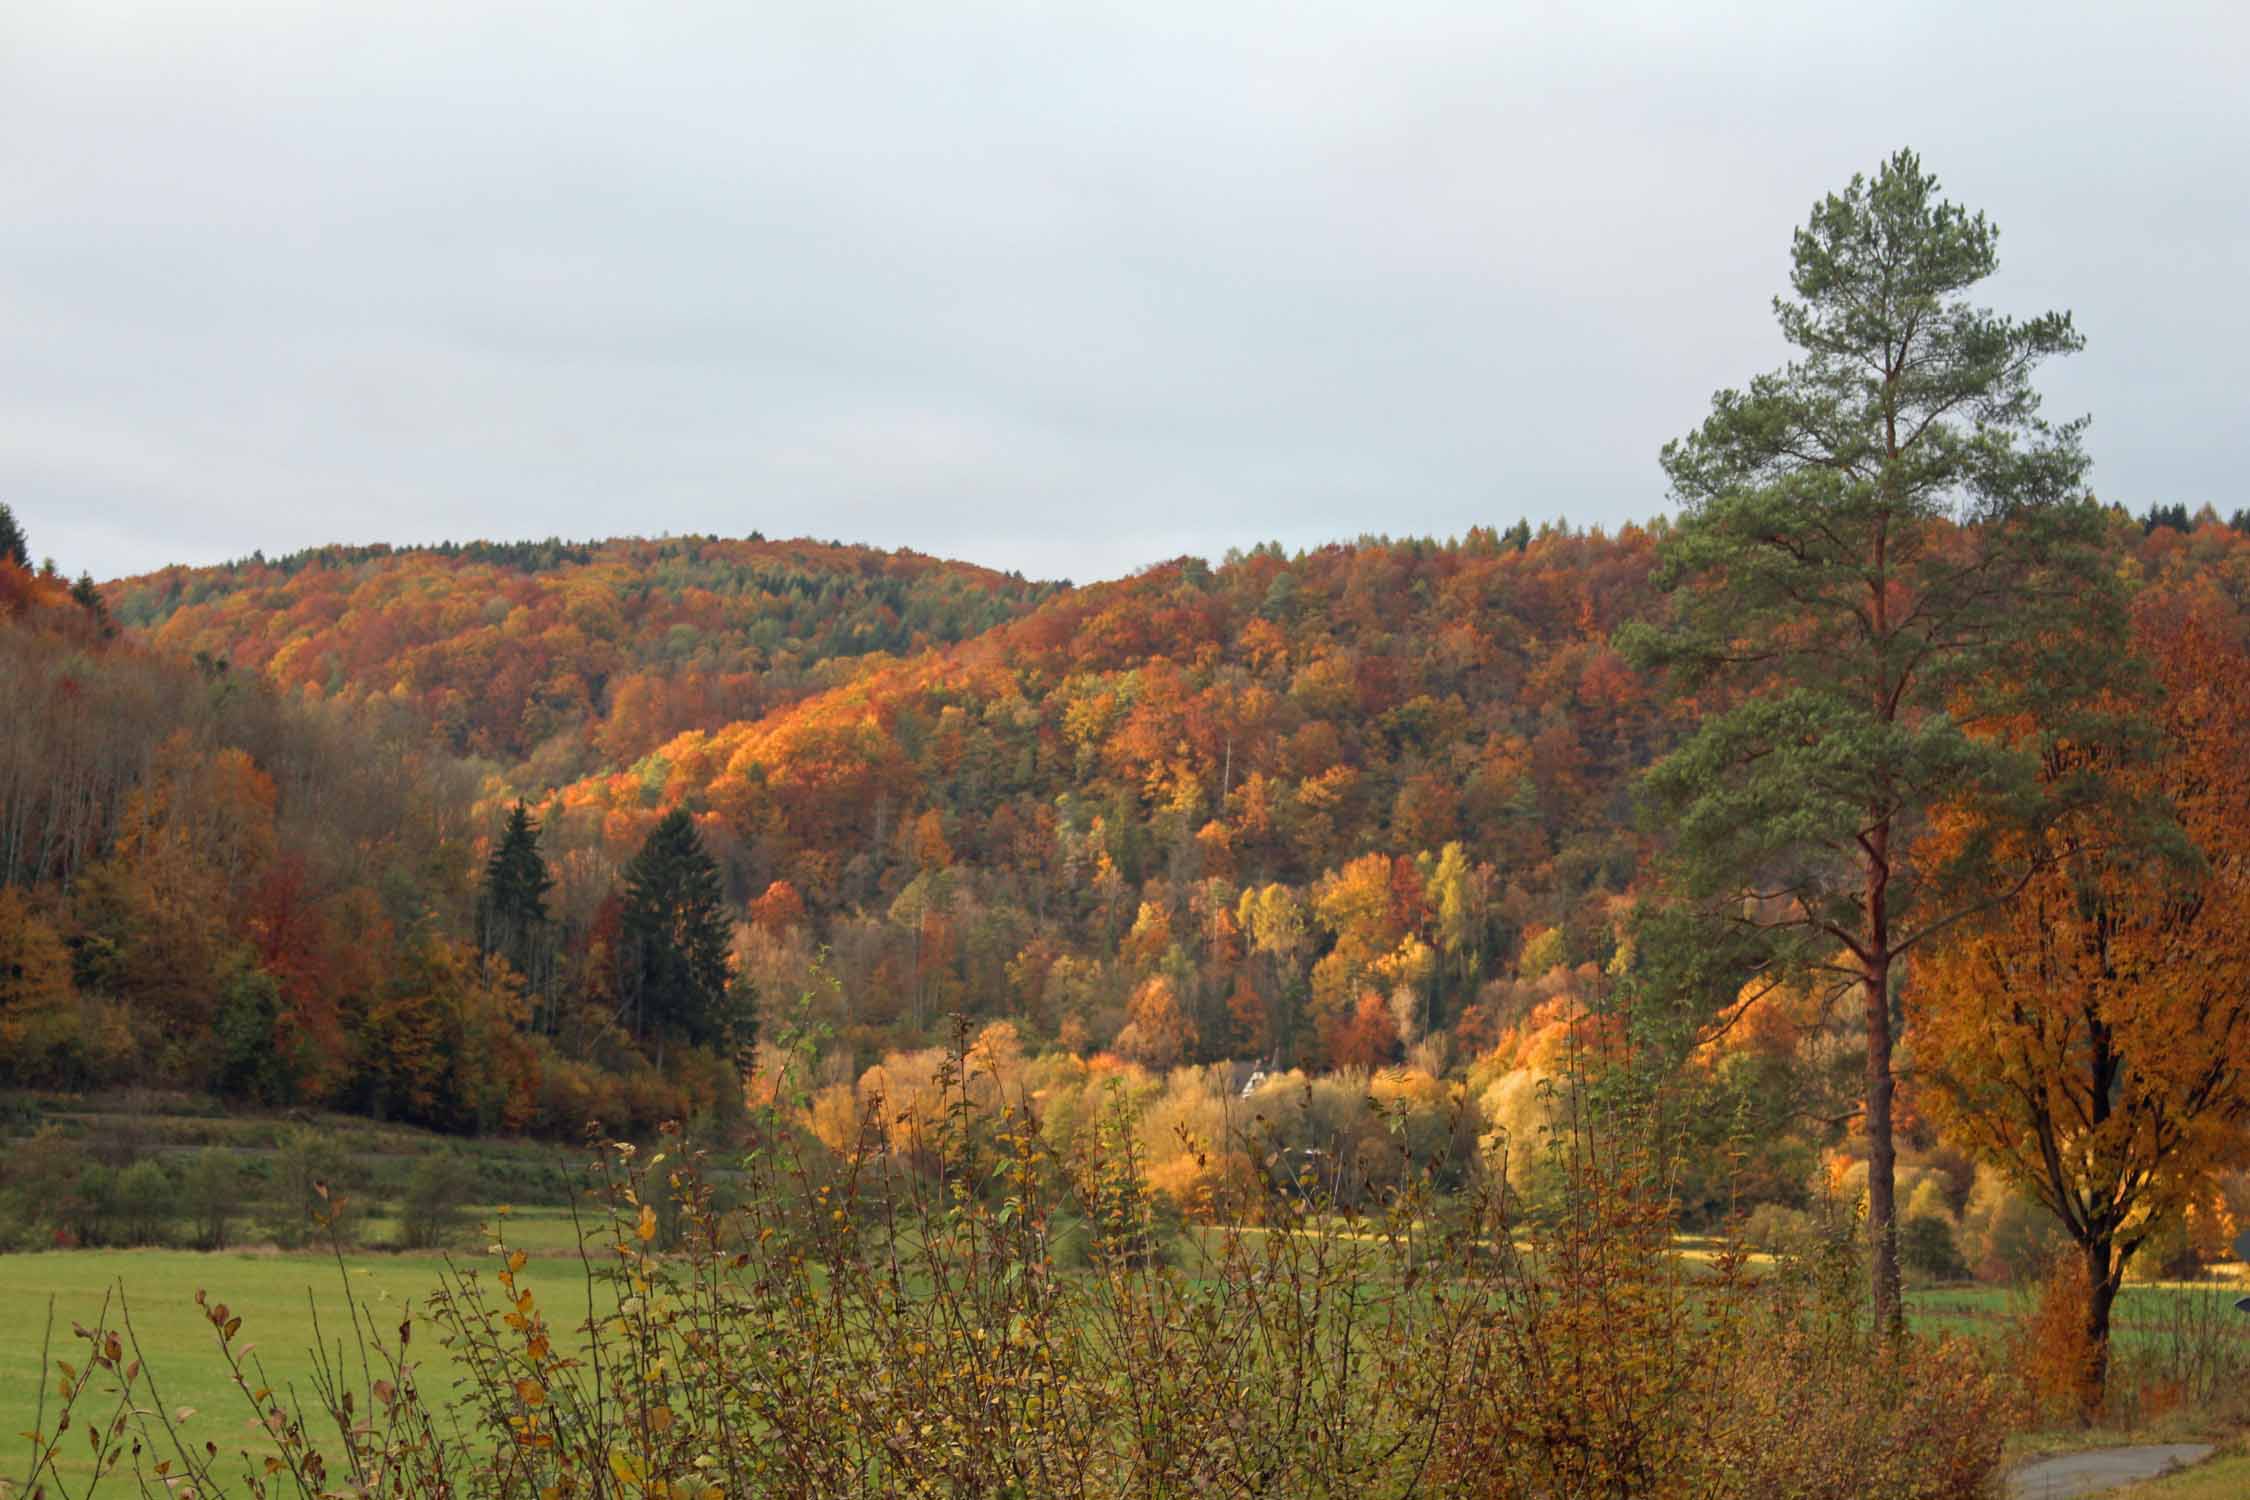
[5,1,2244,585]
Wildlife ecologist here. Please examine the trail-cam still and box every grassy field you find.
[0,1211,609,1488]
[7,1223,2247,1491]
[1910,1278,2250,1352]
[6,1252,415,1486]
[2,1216,1545,1479]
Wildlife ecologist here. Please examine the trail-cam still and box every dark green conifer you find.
[476,802,553,997]
[618,808,737,1050]
[2140,501,2191,534]
[71,572,113,636]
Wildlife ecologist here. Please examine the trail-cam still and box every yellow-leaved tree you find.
[0,886,78,1083]
[1912,607,2250,1416]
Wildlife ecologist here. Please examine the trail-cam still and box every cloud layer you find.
[6,1,2244,583]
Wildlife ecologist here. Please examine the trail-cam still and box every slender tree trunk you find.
[1864,806,1903,1336]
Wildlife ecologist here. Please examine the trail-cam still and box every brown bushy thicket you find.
[19,1042,2008,1499]
[2000,1251,2250,1432]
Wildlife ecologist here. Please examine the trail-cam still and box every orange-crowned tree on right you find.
[1913,609,2250,1417]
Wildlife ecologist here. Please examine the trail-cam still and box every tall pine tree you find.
[618,808,737,1053]
[476,802,553,1002]
[1619,150,2129,1335]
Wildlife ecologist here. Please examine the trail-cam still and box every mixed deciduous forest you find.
[9,152,2250,1494]
[18,508,2250,1123]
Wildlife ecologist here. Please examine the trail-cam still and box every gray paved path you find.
[2008,1443,2214,1498]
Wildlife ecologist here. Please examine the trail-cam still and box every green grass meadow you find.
[1,1210,607,1488]
[1910,1279,2250,1353]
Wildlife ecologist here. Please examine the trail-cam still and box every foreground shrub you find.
[19,1045,2010,1499]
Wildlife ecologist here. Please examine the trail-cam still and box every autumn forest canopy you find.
[9,152,2250,1423]
[9,511,2249,1111]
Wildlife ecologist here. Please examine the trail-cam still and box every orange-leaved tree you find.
[1912,609,2250,1416]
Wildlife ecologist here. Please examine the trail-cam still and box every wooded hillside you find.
[112,535,1056,773]
[6,508,2248,1151]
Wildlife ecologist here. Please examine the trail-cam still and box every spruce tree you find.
[71,573,114,637]
[476,802,553,994]
[0,502,26,569]
[1619,150,2129,1336]
[618,808,736,1050]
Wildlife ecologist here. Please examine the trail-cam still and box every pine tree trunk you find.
[1865,499,1904,1340]
[1865,952,1903,1337]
